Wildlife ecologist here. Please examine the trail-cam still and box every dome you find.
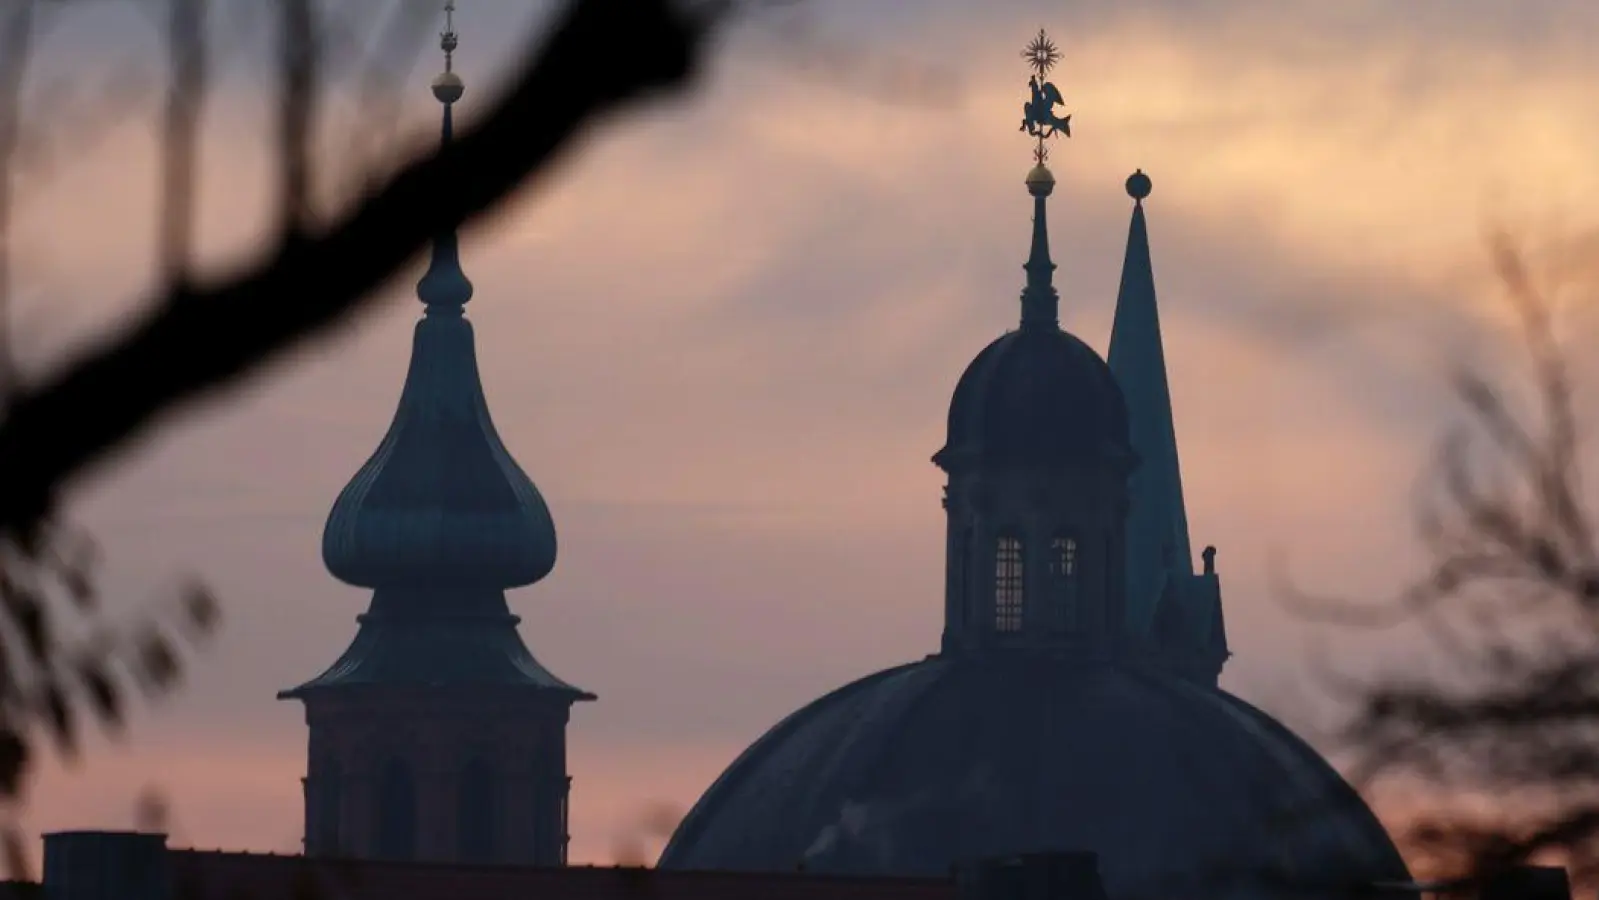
[659,657,1410,898]
[321,304,557,590]
[933,327,1133,474]
[432,70,464,104]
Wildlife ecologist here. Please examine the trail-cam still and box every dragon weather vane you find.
[1019,29,1071,166]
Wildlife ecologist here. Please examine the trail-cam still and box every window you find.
[994,534,1025,632]
[376,757,418,861]
[1049,536,1078,630]
[457,758,497,863]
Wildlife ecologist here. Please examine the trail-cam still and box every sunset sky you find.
[18,0,1599,868]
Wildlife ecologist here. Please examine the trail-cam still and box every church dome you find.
[321,311,558,590]
[933,327,1131,474]
[658,657,1410,897]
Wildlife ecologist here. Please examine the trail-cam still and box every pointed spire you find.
[1019,163,1059,329]
[417,0,472,315]
[1107,170,1195,635]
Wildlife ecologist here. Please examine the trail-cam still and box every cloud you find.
[19,0,1599,867]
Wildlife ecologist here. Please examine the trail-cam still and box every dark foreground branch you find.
[0,0,713,540]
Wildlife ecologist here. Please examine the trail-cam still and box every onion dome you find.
[320,49,555,593]
[319,312,558,589]
[933,164,1132,475]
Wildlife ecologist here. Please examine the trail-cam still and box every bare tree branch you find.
[274,0,316,230]
[158,0,206,281]
[1284,233,1599,886]
[0,1,37,394]
[0,0,715,541]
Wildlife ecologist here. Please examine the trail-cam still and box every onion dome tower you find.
[280,1,592,866]
[658,32,1410,898]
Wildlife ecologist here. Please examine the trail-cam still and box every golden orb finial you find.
[1025,163,1056,196]
[432,71,464,104]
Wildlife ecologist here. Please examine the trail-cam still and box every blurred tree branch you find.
[0,0,715,538]
[0,0,733,876]
[1288,232,1599,888]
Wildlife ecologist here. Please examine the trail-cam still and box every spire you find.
[1017,29,1071,331]
[1019,164,1058,329]
[417,0,472,314]
[1107,171,1196,636]
[286,0,586,700]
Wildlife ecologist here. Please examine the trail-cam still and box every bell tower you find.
[280,2,593,865]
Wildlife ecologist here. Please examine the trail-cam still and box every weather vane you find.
[1019,29,1071,166]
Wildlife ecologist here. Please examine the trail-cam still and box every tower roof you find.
[934,54,1131,477]
[932,164,1130,475]
[286,3,588,702]
[320,9,556,593]
[1106,171,1194,635]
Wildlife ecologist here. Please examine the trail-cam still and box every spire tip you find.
[432,0,464,103]
[1126,168,1152,201]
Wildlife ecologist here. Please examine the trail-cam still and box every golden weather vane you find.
[1018,29,1071,166]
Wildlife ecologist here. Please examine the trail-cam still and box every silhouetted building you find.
[38,10,1442,899]
[276,10,592,866]
[656,161,1412,896]
[30,831,1514,900]
[36,830,957,900]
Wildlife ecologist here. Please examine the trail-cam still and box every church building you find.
[656,35,1413,898]
[35,10,1434,900]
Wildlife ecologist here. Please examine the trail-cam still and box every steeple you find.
[281,3,592,865]
[1105,171,1200,637]
[1020,163,1059,330]
[417,0,471,314]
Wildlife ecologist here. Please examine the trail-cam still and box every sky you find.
[14,0,1599,870]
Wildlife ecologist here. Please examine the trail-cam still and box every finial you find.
[417,0,472,313]
[1126,168,1152,202]
[1021,29,1062,77]
[1025,161,1055,196]
[431,1,464,105]
[442,0,457,68]
[1018,29,1071,171]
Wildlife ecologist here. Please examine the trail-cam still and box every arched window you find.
[994,534,1025,632]
[457,758,497,863]
[1049,535,1078,630]
[317,761,343,856]
[376,757,418,861]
